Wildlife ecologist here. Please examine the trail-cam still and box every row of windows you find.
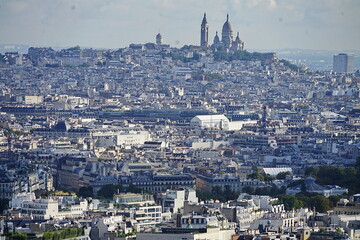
[0,183,15,188]
[283,219,295,227]
[26,209,46,214]
[335,211,360,215]
[212,182,261,188]
[153,177,194,181]
[143,208,161,213]
[135,181,194,186]
[147,213,161,218]
[182,218,206,224]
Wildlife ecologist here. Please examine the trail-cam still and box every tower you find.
[261,105,267,130]
[213,31,220,45]
[221,14,234,49]
[156,33,162,45]
[232,32,244,51]
[200,13,209,47]
[333,53,354,73]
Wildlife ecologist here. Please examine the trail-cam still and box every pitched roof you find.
[263,168,292,176]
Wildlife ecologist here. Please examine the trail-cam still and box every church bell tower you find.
[200,13,209,47]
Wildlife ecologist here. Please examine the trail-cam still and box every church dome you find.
[221,14,234,48]
[222,14,233,34]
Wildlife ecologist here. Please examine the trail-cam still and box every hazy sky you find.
[0,0,359,50]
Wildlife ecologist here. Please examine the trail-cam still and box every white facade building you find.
[190,114,229,129]
[161,189,198,214]
[22,198,58,220]
[251,212,298,231]
[190,114,257,130]
[116,131,151,146]
[10,192,36,209]
[24,96,44,104]
[138,205,162,223]
[21,197,88,220]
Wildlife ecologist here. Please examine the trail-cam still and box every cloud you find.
[99,2,129,13]
[269,0,277,9]
[246,0,277,10]
[5,0,29,13]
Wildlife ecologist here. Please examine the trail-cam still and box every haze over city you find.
[1,0,359,51]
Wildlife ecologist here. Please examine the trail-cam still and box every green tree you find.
[276,171,291,180]
[301,182,307,193]
[242,186,254,194]
[11,232,28,240]
[224,185,237,201]
[278,186,287,195]
[355,156,360,171]
[67,45,81,51]
[279,195,304,211]
[212,186,225,202]
[214,51,230,61]
[43,232,54,240]
[0,198,9,214]
[279,59,299,71]
[77,227,84,236]
[255,187,270,196]
[268,184,285,196]
[78,186,93,198]
[316,166,345,185]
[305,166,319,177]
[59,229,66,239]
[248,166,264,181]
[128,184,141,193]
[69,228,78,238]
[310,195,330,213]
[53,231,60,240]
[279,195,296,211]
[264,174,275,181]
[97,184,123,198]
[306,165,360,194]
[328,195,343,208]
[196,190,215,201]
[287,180,304,188]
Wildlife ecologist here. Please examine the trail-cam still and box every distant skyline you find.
[0,0,359,51]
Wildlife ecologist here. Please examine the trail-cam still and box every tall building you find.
[200,13,209,47]
[333,53,354,73]
[156,33,162,45]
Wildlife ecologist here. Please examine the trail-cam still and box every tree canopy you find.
[304,164,360,194]
[66,45,81,51]
[196,184,238,202]
[77,186,93,198]
[279,59,299,71]
[213,50,274,62]
[276,171,292,180]
[97,184,124,198]
[0,198,9,214]
[96,184,142,198]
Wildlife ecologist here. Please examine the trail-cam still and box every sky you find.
[0,0,359,51]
